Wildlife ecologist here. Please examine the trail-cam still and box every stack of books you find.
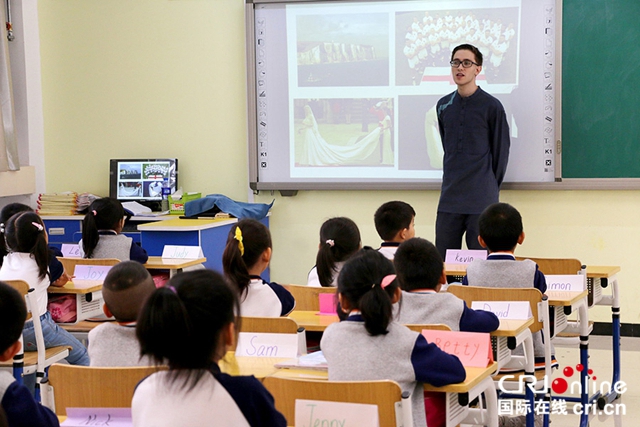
[36,192,78,215]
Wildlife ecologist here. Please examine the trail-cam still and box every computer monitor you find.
[109,159,178,209]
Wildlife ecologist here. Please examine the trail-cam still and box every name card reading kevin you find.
[295,399,379,427]
[72,265,113,289]
[445,249,487,264]
[421,330,493,368]
[545,274,586,292]
[61,243,81,257]
[470,301,532,320]
[235,332,299,358]
[161,245,203,259]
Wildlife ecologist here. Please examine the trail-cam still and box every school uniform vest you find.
[397,291,465,331]
[79,234,133,261]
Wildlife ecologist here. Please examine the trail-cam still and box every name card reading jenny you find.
[72,265,112,288]
[445,249,487,264]
[295,399,379,427]
[471,301,532,320]
[235,332,299,358]
[421,330,492,368]
[545,274,586,292]
[162,245,203,259]
[61,243,81,257]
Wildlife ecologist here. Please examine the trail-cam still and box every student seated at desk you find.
[463,202,556,370]
[0,212,89,366]
[222,219,295,317]
[307,217,361,287]
[0,203,71,286]
[88,261,155,366]
[321,249,465,427]
[374,200,416,260]
[79,197,148,263]
[394,237,499,333]
[0,282,59,427]
[132,270,286,427]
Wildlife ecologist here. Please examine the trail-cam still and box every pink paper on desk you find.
[318,293,337,315]
[421,330,493,368]
[62,407,131,426]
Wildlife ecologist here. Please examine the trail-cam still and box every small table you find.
[219,351,288,380]
[143,256,207,277]
[287,311,340,332]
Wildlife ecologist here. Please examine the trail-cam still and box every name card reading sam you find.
[545,274,586,292]
[72,265,113,289]
[161,245,203,259]
[295,399,379,427]
[421,330,493,367]
[445,249,487,264]
[471,301,532,320]
[235,332,299,358]
[60,243,81,257]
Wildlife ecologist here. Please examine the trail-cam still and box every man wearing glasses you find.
[434,43,510,259]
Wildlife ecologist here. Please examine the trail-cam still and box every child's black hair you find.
[222,219,272,297]
[103,261,155,322]
[0,281,27,354]
[136,269,239,390]
[0,203,34,263]
[337,249,398,336]
[316,217,361,287]
[478,202,523,252]
[82,198,125,258]
[374,201,416,241]
[4,212,50,281]
[394,238,443,291]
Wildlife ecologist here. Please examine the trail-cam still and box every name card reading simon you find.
[72,265,113,289]
[471,301,532,320]
[235,332,299,358]
[161,245,203,259]
[295,399,379,427]
[421,330,493,367]
[445,249,487,264]
[545,274,586,292]
[61,243,81,257]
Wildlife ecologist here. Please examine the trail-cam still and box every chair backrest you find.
[515,257,582,275]
[283,284,336,311]
[57,257,121,276]
[46,364,163,415]
[447,285,544,333]
[263,376,406,426]
[4,280,31,320]
[405,324,452,333]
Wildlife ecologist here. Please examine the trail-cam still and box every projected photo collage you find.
[117,161,171,200]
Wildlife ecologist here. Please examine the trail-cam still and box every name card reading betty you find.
[471,301,532,320]
[72,265,113,289]
[295,399,379,427]
[421,330,493,368]
[545,274,586,292]
[60,243,81,257]
[161,245,204,259]
[235,332,299,358]
[445,249,488,264]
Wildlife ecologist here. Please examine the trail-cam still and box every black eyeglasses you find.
[450,59,479,68]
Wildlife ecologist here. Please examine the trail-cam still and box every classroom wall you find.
[36,0,639,324]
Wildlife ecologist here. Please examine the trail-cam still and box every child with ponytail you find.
[0,211,89,365]
[133,270,286,427]
[222,219,295,317]
[320,249,465,427]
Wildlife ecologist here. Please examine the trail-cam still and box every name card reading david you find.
[319,293,338,315]
[62,407,131,427]
[235,332,299,358]
[162,245,203,259]
[545,274,586,292]
[61,243,81,257]
[295,399,379,427]
[471,301,532,320]
[445,249,487,264]
[72,265,113,289]
[421,330,493,368]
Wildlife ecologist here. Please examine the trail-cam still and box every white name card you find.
[62,407,131,427]
[235,332,299,358]
[161,245,203,259]
[545,274,586,292]
[471,301,532,320]
[445,249,487,264]
[60,244,81,257]
[72,265,112,289]
[295,399,379,427]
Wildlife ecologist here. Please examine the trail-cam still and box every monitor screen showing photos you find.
[109,159,178,201]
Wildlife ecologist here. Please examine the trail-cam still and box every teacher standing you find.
[435,44,510,259]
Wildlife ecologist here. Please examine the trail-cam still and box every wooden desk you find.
[144,256,207,277]
[48,283,102,294]
[287,311,339,332]
[219,351,288,380]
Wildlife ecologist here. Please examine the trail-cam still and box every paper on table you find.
[121,201,151,215]
[62,407,131,427]
[275,351,328,371]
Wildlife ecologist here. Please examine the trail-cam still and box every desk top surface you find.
[137,217,237,231]
[48,282,102,294]
[219,352,288,379]
[492,318,534,337]
[444,263,619,278]
[546,290,589,306]
[144,256,207,269]
[423,362,498,393]
[288,311,340,332]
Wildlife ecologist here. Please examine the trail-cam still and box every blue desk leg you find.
[579,334,590,427]
[597,279,622,409]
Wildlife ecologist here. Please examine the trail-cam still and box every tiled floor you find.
[524,335,635,427]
